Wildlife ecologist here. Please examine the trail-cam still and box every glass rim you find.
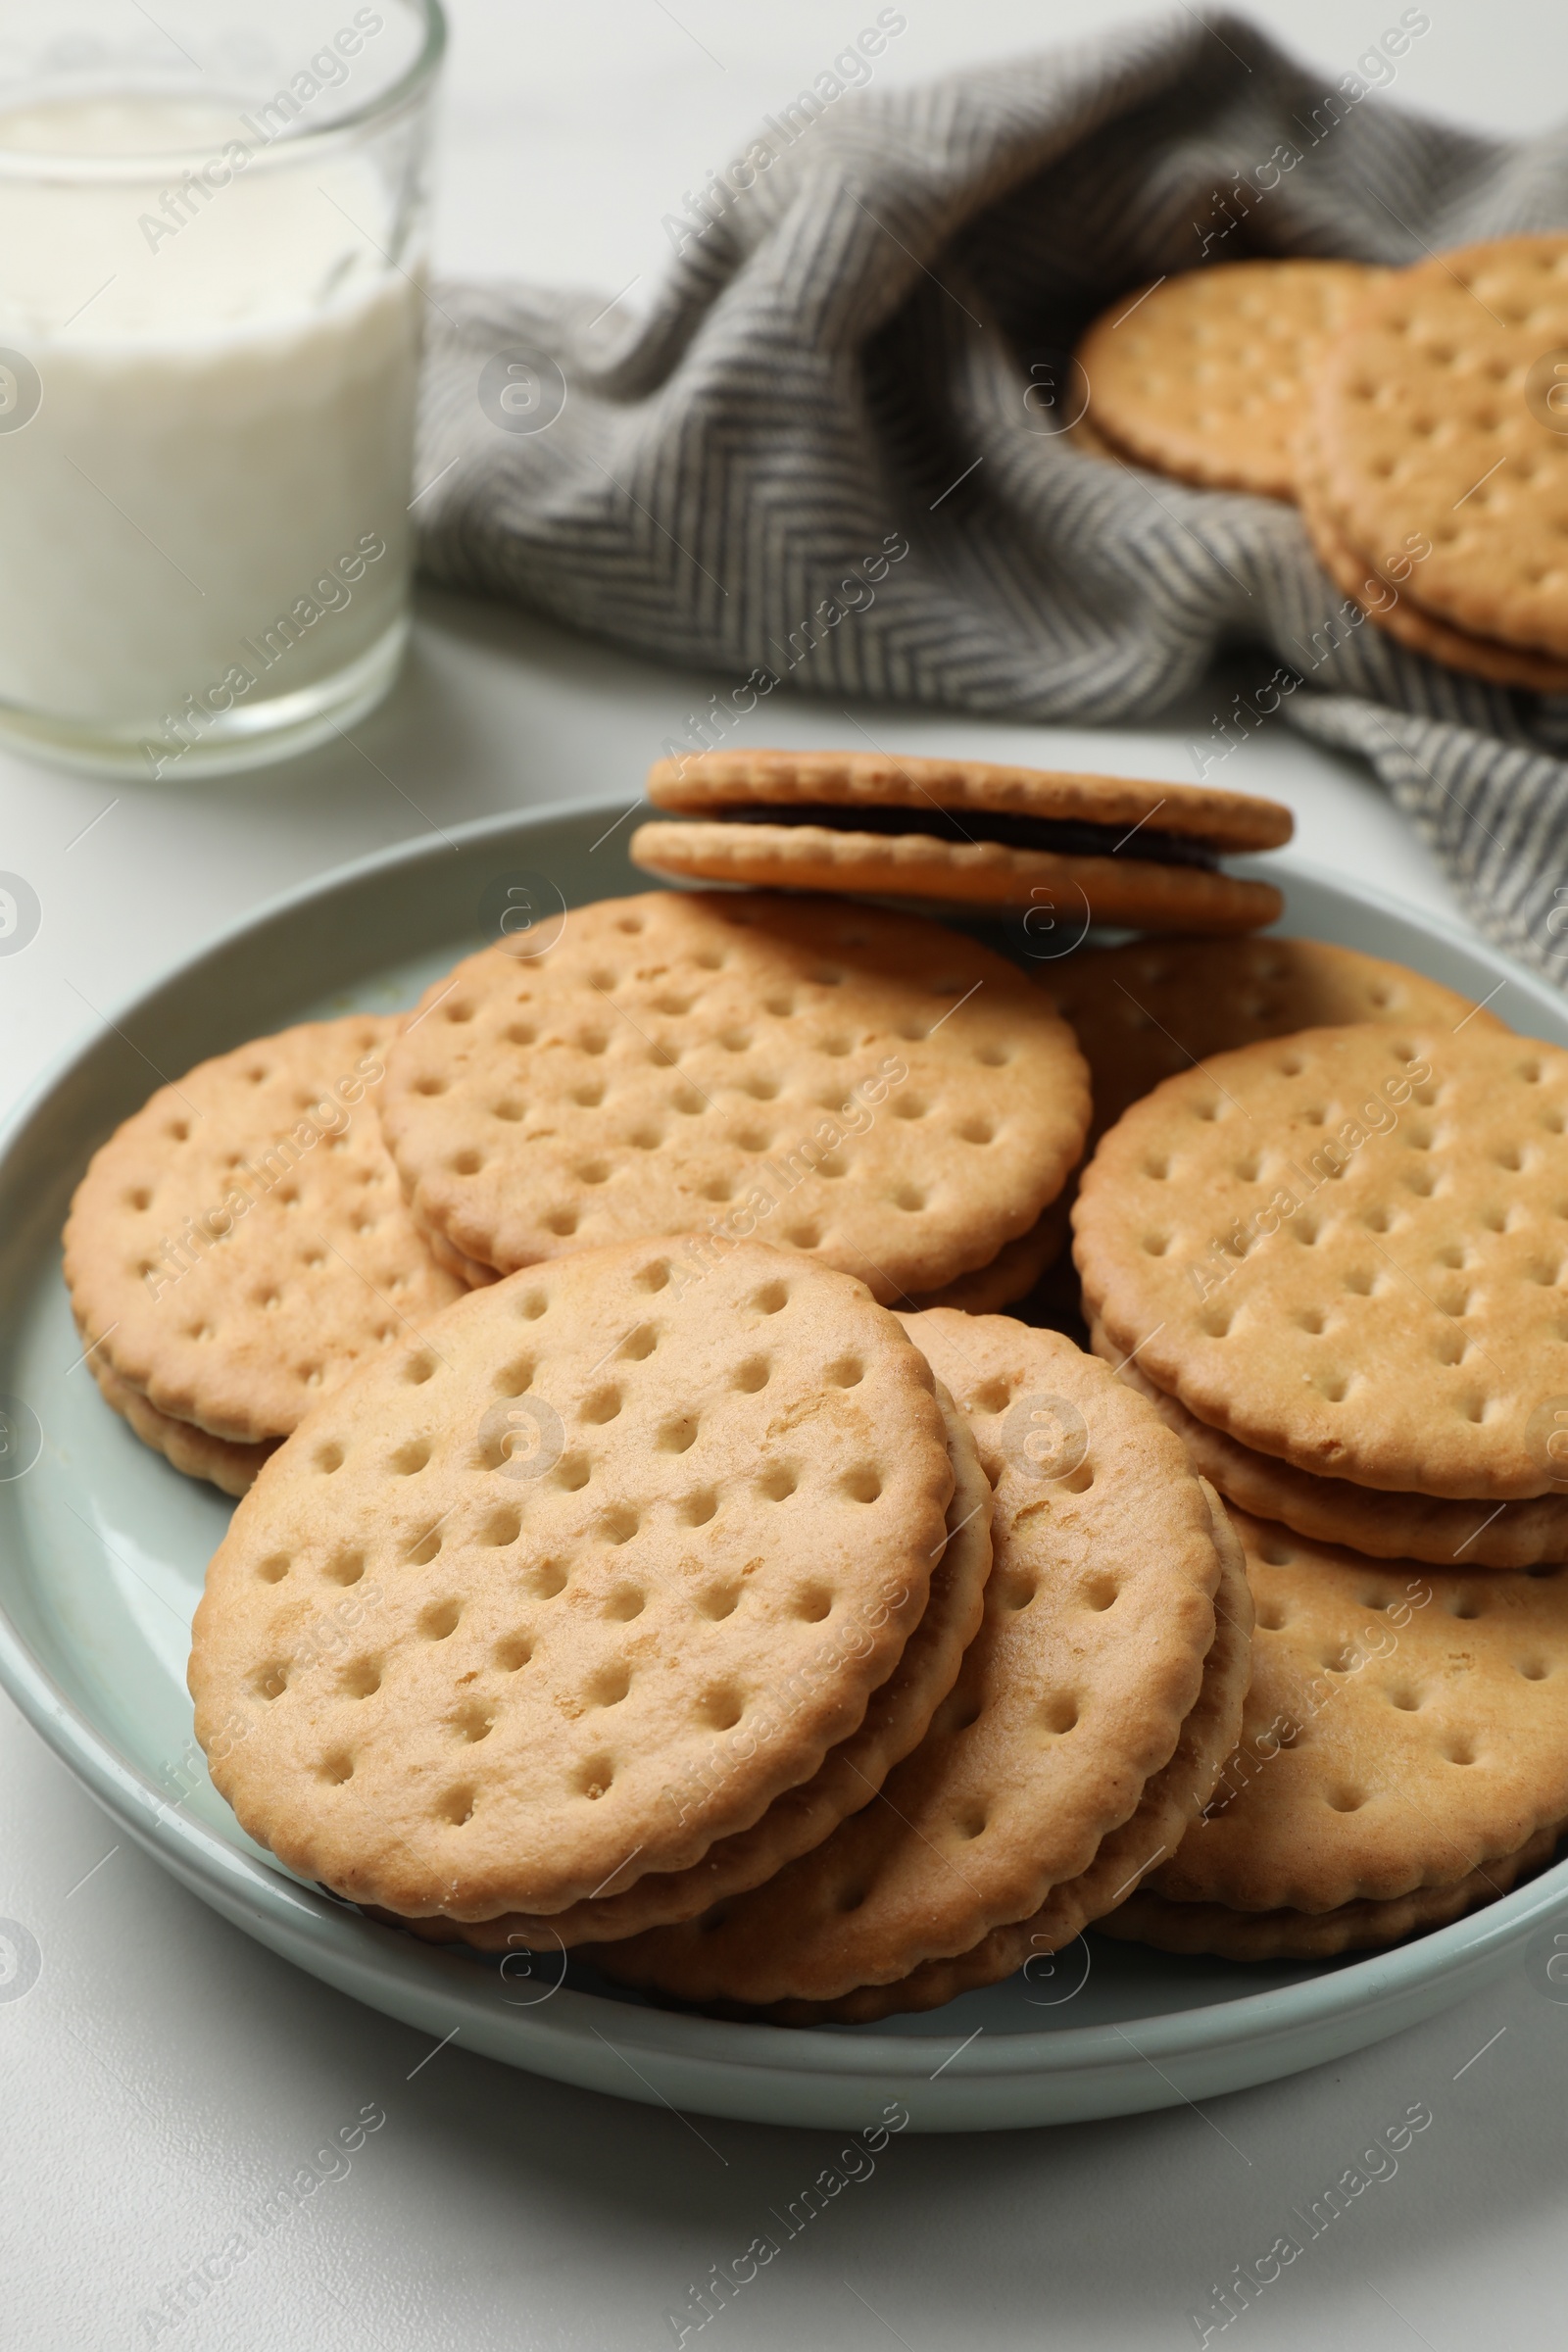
[0,0,446,182]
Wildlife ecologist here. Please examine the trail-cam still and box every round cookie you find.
[589,1311,1225,2008]
[630,820,1284,932]
[382,1380,993,1948]
[379,891,1091,1304]
[1093,1317,1568,1569]
[1075,1021,1568,1500]
[1296,455,1568,693]
[773,1483,1253,2023]
[88,1351,276,1498]
[64,1017,465,1445]
[1039,934,1499,1156]
[1313,235,1568,661]
[1078,259,1384,500]
[1115,1510,1568,1923]
[189,1239,955,1920]
[643,749,1294,848]
[1102,1825,1559,1962]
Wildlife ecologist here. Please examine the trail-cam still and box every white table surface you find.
[4,5,1567,2345]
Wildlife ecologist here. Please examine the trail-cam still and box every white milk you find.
[0,96,422,764]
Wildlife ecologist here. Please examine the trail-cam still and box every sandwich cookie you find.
[630,751,1291,932]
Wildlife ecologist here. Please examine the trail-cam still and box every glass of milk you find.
[0,1,444,777]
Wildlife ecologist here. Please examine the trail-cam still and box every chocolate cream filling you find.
[702,802,1221,869]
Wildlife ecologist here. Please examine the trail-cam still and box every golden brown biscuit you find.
[1039,934,1498,1157]
[190,1240,954,1920]
[768,1483,1252,2022]
[379,1380,992,1948]
[1313,235,1568,660]
[1102,1824,1558,1960]
[1075,1021,1568,1499]
[1102,1511,1568,1932]
[87,1350,275,1497]
[1079,259,1384,500]
[1093,1317,1568,1568]
[379,891,1091,1303]
[65,1017,464,1445]
[589,1312,1225,2009]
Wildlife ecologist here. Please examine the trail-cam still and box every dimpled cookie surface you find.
[1075,1022,1568,1498]
[189,1239,954,1920]
[378,891,1090,1301]
[64,1017,463,1444]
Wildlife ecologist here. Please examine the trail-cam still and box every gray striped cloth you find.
[416,8,1568,979]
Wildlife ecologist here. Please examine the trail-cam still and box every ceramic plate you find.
[3,800,1565,2132]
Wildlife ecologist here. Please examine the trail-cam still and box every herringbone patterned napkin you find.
[416,9,1568,977]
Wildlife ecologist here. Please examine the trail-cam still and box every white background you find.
[4,4,1568,2346]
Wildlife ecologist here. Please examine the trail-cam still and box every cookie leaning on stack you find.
[630,751,1292,932]
[378,889,1092,1307]
[1075,1020,1568,1566]
[1077,258,1384,502]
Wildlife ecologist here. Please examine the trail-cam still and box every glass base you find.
[0,616,411,782]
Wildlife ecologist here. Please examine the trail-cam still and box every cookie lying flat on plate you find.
[1100,1512,1568,1957]
[65,1017,464,1447]
[379,890,1090,1303]
[1040,934,1496,1157]
[382,1378,992,1949]
[1092,1316,1568,1568]
[1075,1021,1568,1500]
[590,1310,1226,2014]
[190,1240,954,1920]
[631,751,1290,932]
[1077,259,1384,501]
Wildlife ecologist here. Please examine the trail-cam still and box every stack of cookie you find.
[187,1255,1250,2019]
[1076,241,1568,691]
[1074,1014,1568,1954]
[1100,1510,1568,1961]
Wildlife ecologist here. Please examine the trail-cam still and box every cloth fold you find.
[416,8,1568,981]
